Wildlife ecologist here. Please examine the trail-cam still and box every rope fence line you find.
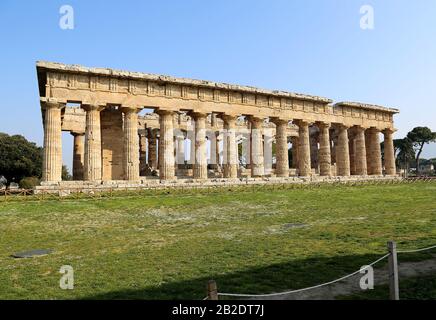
[397,244,436,254]
[216,253,390,298]
[204,241,436,300]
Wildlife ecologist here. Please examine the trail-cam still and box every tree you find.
[62,165,72,181]
[407,127,436,174]
[0,133,43,183]
[395,138,415,172]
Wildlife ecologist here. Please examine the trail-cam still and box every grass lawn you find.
[1,182,436,300]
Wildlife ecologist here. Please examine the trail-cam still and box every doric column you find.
[367,128,382,175]
[221,115,238,178]
[83,104,104,181]
[42,100,63,182]
[176,132,185,167]
[215,131,221,168]
[295,120,311,177]
[349,136,356,175]
[209,131,217,169]
[354,127,368,175]
[383,128,396,175]
[187,117,196,166]
[310,132,319,170]
[317,122,331,176]
[249,116,264,177]
[122,106,140,181]
[191,112,208,179]
[72,132,85,180]
[242,131,251,168]
[330,129,337,164]
[147,128,158,170]
[139,133,147,175]
[336,124,350,176]
[273,119,289,177]
[291,136,299,169]
[158,110,175,180]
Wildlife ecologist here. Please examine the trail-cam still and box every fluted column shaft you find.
[72,132,85,180]
[383,129,396,175]
[249,117,264,177]
[215,132,221,168]
[354,127,367,175]
[274,120,289,177]
[158,111,175,180]
[42,102,63,182]
[190,113,208,179]
[139,133,147,174]
[83,105,103,181]
[310,134,319,170]
[122,107,140,181]
[336,125,350,176]
[291,137,299,169]
[296,120,311,177]
[176,134,185,166]
[222,115,238,178]
[147,129,158,170]
[318,122,331,176]
[367,128,382,175]
[349,138,356,175]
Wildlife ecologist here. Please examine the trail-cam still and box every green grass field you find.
[1,182,436,300]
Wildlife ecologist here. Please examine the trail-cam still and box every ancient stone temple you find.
[36,61,399,189]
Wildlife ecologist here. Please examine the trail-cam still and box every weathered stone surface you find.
[336,125,350,177]
[42,100,63,182]
[296,120,311,177]
[318,122,331,176]
[36,62,399,186]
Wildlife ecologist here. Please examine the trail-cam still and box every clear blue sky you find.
[1,0,435,170]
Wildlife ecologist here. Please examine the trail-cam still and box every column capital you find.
[335,123,350,130]
[353,125,367,133]
[156,109,175,116]
[270,117,289,126]
[294,119,310,127]
[70,131,85,137]
[367,126,381,133]
[316,121,331,129]
[247,116,264,129]
[82,104,105,112]
[120,105,142,114]
[220,114,238,122]
[383,128,397,135]
[188,111,208,119]
[247,115,264,122]
[40,98,65,110]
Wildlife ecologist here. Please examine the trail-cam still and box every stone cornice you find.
[335,102,399,114]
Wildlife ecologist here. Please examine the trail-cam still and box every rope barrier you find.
[397,244,436,254]
[217,253,390,298]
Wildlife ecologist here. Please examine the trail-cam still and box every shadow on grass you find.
[81,253,392,300]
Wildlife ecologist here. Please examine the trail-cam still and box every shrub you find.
[19,177,40,189]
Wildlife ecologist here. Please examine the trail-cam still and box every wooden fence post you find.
[207,280,218,300]
[388,241,400,300]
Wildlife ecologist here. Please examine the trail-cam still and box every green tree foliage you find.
[62,165,72,181]
[0,133,43,182]
[394,138,415,170]
[407,127,436,173]
[19,176,41,189]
